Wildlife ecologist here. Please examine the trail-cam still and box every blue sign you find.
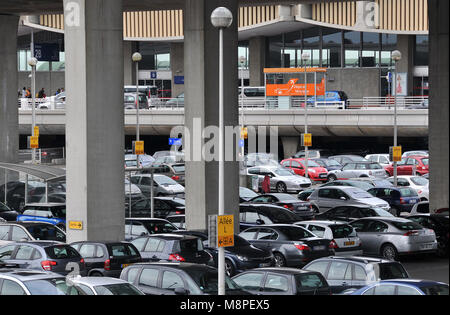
[150,72,157,79]
[239,140,245,148]
[174,76,184,85]
[34,44,60,62]
[387,72,392,83]
[169,138,182,146]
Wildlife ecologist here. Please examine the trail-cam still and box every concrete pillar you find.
[123,41,134,85]
[0,15,19,166]
[428,0,449,212]
[170,42,184,98]
[184,0,240,233]
[396,35,415,95]
[249,36,266,87]
[63,0,124,242]
[281,137,300,160]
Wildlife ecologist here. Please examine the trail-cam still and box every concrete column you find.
[64,0,124,242]
[0,15,19,167]
[281,137,300,160]
[184,0,240,233]
[396,35,415,95]
[249,36,266,87]
[428,0,449,212]
[170,42,184,98]
[123,41,134,85]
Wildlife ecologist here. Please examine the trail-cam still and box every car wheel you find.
[276,182,287,193]
[273,253,286,267]
[381,244,398,261]
[225,259,235,277]
[327,174,337,182]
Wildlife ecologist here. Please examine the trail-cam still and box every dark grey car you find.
[239,224,334,267]
[0,241,86,276]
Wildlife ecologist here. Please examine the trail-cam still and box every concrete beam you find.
[281,137,300,159]
[64,0,125,242]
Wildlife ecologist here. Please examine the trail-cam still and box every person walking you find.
[37,88,46,98]
[21,87,27,98]
[262,174,271,194]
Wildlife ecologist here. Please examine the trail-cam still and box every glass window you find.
[45,245,80,259]
[330,225,357,238]
[127,267,141,284]
[354,265,367,281]
[79,244,96,258]
[143,238,160,252]
[24,278,82,295]
[373,284,396,295]
[0,226,10,240]
[304,261,329,275]
[362,32,380,67]
[344,31,361,68]
[15,246,35,260]
[307,225,326,238]
[0,280,26,295]
[421,284,450,296]
[0,245,16,259]
[397,285,422,295]
[268,35,283,68]
[362,287,375,295]
[240,228,258,240]
[366,221,388,233]
[139,268,159,288]
[322,28,342,68]
[263,274,289,292]
[232,272,264,291]
[296,274,327,290]
[243,211,260,224]
[131,223,148,237]
[381,34,397,67]
[414,35,429,66]
[77,284,95,295]
[131,237,147,251]
[327,262,351,280]
[303,28,321,67]
[256,228,276,240]
[95,246,106,258]
[11,226,30,241]
[161,271,184,290]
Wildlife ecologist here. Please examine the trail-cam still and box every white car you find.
[387,175,429,201]
[246,165,312,193]
[38,92,66,110]
[68,276,144,295]
[365,154,391,167]
[408,201,430,216]
[402,150,428,158]
[327,161,388,181]
[124,178,142,197]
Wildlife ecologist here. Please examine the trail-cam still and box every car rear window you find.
[45,245,81,259]
[276,226,315,240]
[172,165,185,173]
[391,221,424,230]
[295,273,328,290]
[107,244,139,257]
[25,224,66,242]
[330,225,357,238]
[378,263,409,280]
[421,284,449,295]
[173,238,204,253]
[399,188,418,197]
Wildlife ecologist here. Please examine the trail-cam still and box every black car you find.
[0,201,19,221]
[171,230,275,277]
[232,267,331,295]
[70,241,143,278]
[239,187,259,202]
[408,214,449,257]
[125,197,185,219]
[130,234,213,265]
[239,204,303,231]
[239,224,334,267]
[246,193,314,219]
[0,241,87,276]
[313,158,343,172]
[125,218,179,241]
[120,262,251,295]
[303,256,410,294]
[315,205,394,222]
[166,214,186,229]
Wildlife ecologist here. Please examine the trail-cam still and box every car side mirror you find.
[340,196,347,201]
[174,287,189,295]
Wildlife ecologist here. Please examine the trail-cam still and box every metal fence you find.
[19,147,65,164]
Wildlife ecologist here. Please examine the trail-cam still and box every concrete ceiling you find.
[0,0,354,15]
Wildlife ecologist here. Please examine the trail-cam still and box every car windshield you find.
[372,180,393,187]
[189,270,242,293]
[25,278,84,295]
[26,224,66,242]
[276,226,315,240]
[410,176,428,186]
[330,225,357,238]
[172,165,185,173]
[324,159,341,167]
[399,188,418,197]
[154,176,178,185]
[368,163,382,169]
[273,169,294,177]
[302,160,320,167]
[377,263,409,280]
[391,221,424,230]
[276,194,299,201]
[93,283,144,295]
[421,284,449,295]
[346,189,374,199]
[421,158,429,166]
[370,207,395,217]
[239,187,258,199]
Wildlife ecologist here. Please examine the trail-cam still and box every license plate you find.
[313,245,326,251]
[344,241,355,246]
[121,263,131,269]
[421,243,434,250]
[410,200,416,204]
[259,263,271,267]
[319,174,327,178]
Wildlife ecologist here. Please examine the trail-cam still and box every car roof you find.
[378,279,447,287]
[318,185,361,190]
[71,276,129,286]
[125,218,170,222]
[11,241,64,248]
[144,234,197,241]
[314,256,394,264]
[246,267,318,275]
[0,221,56,227]
[0,269,65,281]
[70,241,132,246]
[130,262,216,271]
[24,203,66,207]
[355,216,412,223]
[297,220,349,226]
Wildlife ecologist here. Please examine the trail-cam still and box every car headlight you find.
[236,255,248,262]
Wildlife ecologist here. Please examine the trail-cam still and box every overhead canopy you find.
[0,162,65,182]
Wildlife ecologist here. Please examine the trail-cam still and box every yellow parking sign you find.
[392,146,402,162]
[34,126,39,137]
[302,133,312,147]
[217,215,234,247]
[30,136,39,149]
[69,221,83,230]
[133,141,145,155]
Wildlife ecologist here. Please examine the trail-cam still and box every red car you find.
[384,155,429,176]
[280,158,328,181]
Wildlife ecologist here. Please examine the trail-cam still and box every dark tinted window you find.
[378,263,409,279]
[108,244,139,257]
[45,245,81,259]
[399,188,418,197]
[139,268,159,287]
[276,226,315,240]
[330,225,357,238]
[296,273,328,290]
[25,224,65,242]
[421,284,449,296]
[391,221,423,231]
[174,238,204,253]
[259,208,297,223]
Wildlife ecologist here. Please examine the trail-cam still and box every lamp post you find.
[28,57,38,164]
[392,50,402,187]
[301,51,310,179]
[132,52,142,169]
[211,6,233,296]
[239,55,246,161]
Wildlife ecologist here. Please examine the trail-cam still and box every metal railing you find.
[18,96,429,111]
[19,147,65,164]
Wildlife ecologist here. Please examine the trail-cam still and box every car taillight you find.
[404,230,419,236]
[294,243,310,251]
[104,259,111,271]
[172,175,180,181]
[329,240,338,249]
[400,198,406,204]
[283,204,294,211]
[168,254,185,262]
[80,258,85,265]
[41,260,57,271]
[418,190,422,194]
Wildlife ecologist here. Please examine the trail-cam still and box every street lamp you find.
[392,50,402,187]
[132,52,142,171]
[28,57,38,164]
[301,51,310,179]
[239,56,246,161]
[211,6,233,297]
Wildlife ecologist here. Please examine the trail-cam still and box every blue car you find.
[17,203,66,231]
[367,187,420,216]
[350,279,449,295]
[307,91,349,108]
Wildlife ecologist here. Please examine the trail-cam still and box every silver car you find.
[295,220,363,257]
[69,276,144,295]
[247,165,312,193]
[130,174,185,197]
[308,186,390,213]
[328,162,388,181]
[349,217,437,261]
